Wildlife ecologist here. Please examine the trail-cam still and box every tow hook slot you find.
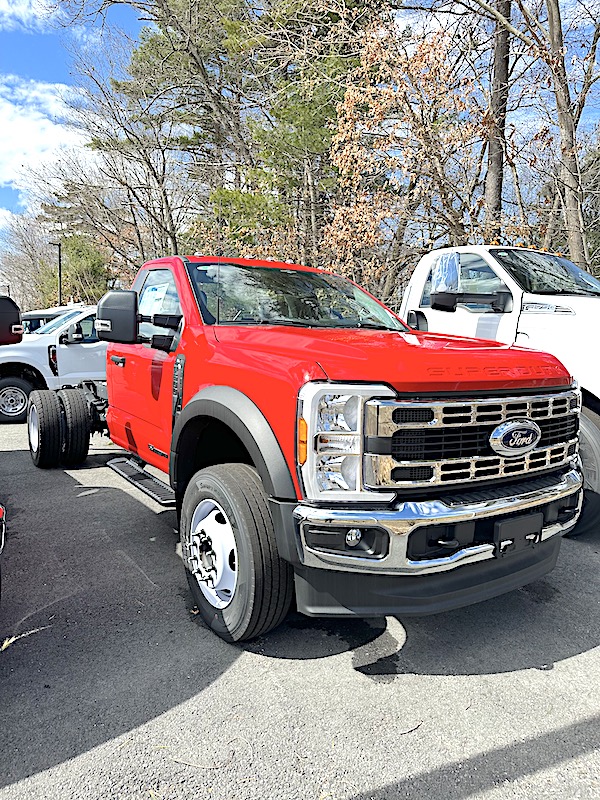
[435,537,461,551]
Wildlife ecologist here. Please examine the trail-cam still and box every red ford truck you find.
[27,257,583,641]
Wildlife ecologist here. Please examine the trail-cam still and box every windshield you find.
[490,248,600,296]
[187,262,407,331]
[34,309,83,334]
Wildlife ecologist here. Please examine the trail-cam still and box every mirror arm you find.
[431,291,511,313]
[141,313,182,330]
[150,334,174,351]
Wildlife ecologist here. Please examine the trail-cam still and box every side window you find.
[78,315,98,342]
[420,254,508,310]
[137,269,181,340]
[458,254,506,294]
[420,271,433,307]
[458,254,509,311]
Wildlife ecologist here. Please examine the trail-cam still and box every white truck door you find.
[55,311,107,385]
[408,250,522,344]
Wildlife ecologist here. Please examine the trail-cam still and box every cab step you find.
[107,457,176,507]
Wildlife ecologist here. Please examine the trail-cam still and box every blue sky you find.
[0,1,141,224]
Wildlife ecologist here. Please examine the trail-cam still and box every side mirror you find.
[61,322,84,344]
[430,290,513,314]
[96,290,139,343]
[406,310,429,331]
[430,292,459,312]
[0,296,23,345]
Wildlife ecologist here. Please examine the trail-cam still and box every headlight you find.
[297,383,396,501]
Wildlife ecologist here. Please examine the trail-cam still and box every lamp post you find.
[49,241,62,306]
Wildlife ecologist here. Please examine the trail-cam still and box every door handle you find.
[110,355,126,367]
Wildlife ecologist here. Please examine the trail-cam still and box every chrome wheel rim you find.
[0,385,27,417]
[186,499,238,609]
[28,404,39,454]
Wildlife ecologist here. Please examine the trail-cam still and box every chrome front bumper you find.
[293,467,583,576]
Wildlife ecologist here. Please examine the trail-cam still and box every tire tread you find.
[183,463,293,641]
[28,390,63,468]
[57,389,90,466]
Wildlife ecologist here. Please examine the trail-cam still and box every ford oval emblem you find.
[489,419,542,458]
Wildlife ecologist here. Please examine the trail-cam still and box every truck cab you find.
[400,245,600,494]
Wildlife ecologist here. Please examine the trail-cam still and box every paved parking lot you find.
[1,424,599,799]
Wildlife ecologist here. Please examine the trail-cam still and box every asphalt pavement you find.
[0,424,599,799]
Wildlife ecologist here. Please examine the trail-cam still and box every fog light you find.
[345,528,362,547]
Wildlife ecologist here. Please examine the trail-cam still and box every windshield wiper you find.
[534,289,600,297]
[332,320,396,330]
[220,318,316,327]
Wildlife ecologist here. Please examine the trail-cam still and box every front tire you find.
[579,407,600,494]
[180,464,293,642]
[0,377,34,423]
[28,390,63,468]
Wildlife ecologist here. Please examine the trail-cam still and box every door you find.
[55,311,107,384]
[416,251,521,344]
[107,268,182,470]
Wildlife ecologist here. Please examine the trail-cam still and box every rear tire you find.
[0,377,34,424]
[180,463,293,642]
[57,389,90,466]
[28,390,63,468]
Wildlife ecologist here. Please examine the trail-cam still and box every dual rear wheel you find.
[27,389,90,468]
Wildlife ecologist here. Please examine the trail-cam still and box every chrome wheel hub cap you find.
[0,386,27,417]
[186,499,237,609]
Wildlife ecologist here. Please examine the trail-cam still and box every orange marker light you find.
[298,417,308,465]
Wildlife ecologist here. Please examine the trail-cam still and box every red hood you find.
[213,326,571,392]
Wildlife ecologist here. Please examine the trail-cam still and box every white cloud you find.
[0,75,86,208]
[0,1,57,32]
[0,207,13,230]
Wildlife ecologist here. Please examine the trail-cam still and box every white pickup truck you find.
[399,245,600,495]
[0,305,106,423]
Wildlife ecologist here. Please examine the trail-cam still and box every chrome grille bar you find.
[365,389,580,436]
[363,389,580,489]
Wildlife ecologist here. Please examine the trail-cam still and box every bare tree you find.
[31,32,203,267]
[454,0,600,266]
[483,0,511,239]
[0,217,53,309]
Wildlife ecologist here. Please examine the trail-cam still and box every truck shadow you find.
[1,440,599,786]
[243,537,600,682]
[0,444,383,789]
[345,713,600,800]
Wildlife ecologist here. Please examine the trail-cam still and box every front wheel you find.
[569,406,600,537]
[0,377,34,423]
[180,464,293,642]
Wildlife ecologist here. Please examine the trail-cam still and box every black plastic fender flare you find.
[169,385,296,500]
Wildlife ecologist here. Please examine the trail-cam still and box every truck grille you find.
[363,390,580,489]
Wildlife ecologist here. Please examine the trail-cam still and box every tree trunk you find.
[546,0,587,267]
[484,0,511,241]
